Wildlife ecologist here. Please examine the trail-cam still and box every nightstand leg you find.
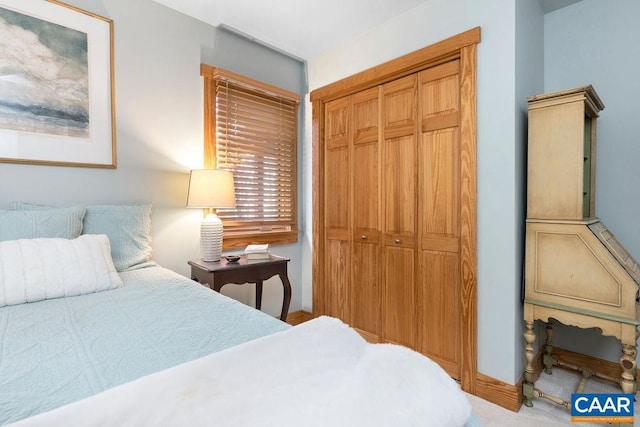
[255,281,263,310]
[278,273,292,322]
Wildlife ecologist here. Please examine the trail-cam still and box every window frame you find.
[201,65,300,249]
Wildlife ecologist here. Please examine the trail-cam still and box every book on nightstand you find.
[244,244,270,260]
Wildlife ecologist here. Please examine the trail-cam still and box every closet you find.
[311,28,480,390]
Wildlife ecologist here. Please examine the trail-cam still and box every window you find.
[201,65,300,248]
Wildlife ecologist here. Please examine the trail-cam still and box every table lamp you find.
[186,169,236,262]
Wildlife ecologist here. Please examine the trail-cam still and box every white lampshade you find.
[186,169,236,262]
[186,169,236,209]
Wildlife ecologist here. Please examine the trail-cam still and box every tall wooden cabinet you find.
[320,58,466,379]
[522,86,640,413]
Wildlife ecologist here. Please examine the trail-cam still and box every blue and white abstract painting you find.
[0,6,89,138]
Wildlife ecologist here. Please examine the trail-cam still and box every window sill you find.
[222,230,299,249]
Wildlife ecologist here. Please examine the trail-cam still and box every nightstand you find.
[188,255,292,321]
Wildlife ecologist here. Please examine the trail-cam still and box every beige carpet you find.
[467,368,639,426]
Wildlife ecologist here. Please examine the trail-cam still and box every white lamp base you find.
[200,213,223,262]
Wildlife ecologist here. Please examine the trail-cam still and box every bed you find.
[0,204,481,426]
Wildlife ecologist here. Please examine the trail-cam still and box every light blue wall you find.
[0,0,306,317]
[544,0,640,363]
[515,0,545,381]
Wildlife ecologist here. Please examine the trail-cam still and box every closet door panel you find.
[325,98,350,231]
[383,75,416,240]
[324,239,350,320]
[382,246,415,347]
[352,241,380,341]
[381,75,417,348]
[420,127,460,242]
[325,148,349,230]
[352,87,380,234]
[417,60,462,379]
[384,135,416,238]
[324,98,351,322]
[326,97,349,150]
[351,87,381,340]
[417,250,460,377]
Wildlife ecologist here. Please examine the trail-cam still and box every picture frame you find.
[0,0,116,168]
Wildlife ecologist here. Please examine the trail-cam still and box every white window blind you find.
[204,67,299,243]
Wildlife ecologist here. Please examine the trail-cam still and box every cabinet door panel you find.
[527,104,585,219]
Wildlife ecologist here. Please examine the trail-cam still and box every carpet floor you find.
[467,367,639,426]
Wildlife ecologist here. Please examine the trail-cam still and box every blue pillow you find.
[83,204,153,271]
[11,203,153,272]
[0,207,85,242]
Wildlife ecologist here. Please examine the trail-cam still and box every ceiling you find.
[151,0,432,60]
[151,0,583,61]
[538,0,582,14]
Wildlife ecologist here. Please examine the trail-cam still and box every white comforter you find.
[11,316,471,427]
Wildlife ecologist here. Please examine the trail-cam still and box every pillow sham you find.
[0,206,85,242]
[82,204,153,271]
[11,203,153,272]
[0,234,123,307]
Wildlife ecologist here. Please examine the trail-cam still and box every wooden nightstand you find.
[188,255,292,321]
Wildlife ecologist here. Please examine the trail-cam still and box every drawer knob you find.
[395,238,401,244]
[361,235,368,240]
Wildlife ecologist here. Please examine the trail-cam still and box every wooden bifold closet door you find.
[322,60,462,379]
[312,28,479,391]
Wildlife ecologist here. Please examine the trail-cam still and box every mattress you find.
[0,265,289,425]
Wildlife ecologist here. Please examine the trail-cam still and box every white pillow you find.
[0,234,123,307]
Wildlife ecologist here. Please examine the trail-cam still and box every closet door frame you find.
[311,27,480,393]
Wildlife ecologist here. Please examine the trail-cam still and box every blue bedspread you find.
[0,266,289,425]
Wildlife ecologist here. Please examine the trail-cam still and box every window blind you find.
[212,75,299,234]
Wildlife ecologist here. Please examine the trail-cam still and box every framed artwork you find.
[0,0,116,168]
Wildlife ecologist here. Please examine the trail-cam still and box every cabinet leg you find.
[620,343,637,395]
[544,321,556,375]
[523,320,536,407]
